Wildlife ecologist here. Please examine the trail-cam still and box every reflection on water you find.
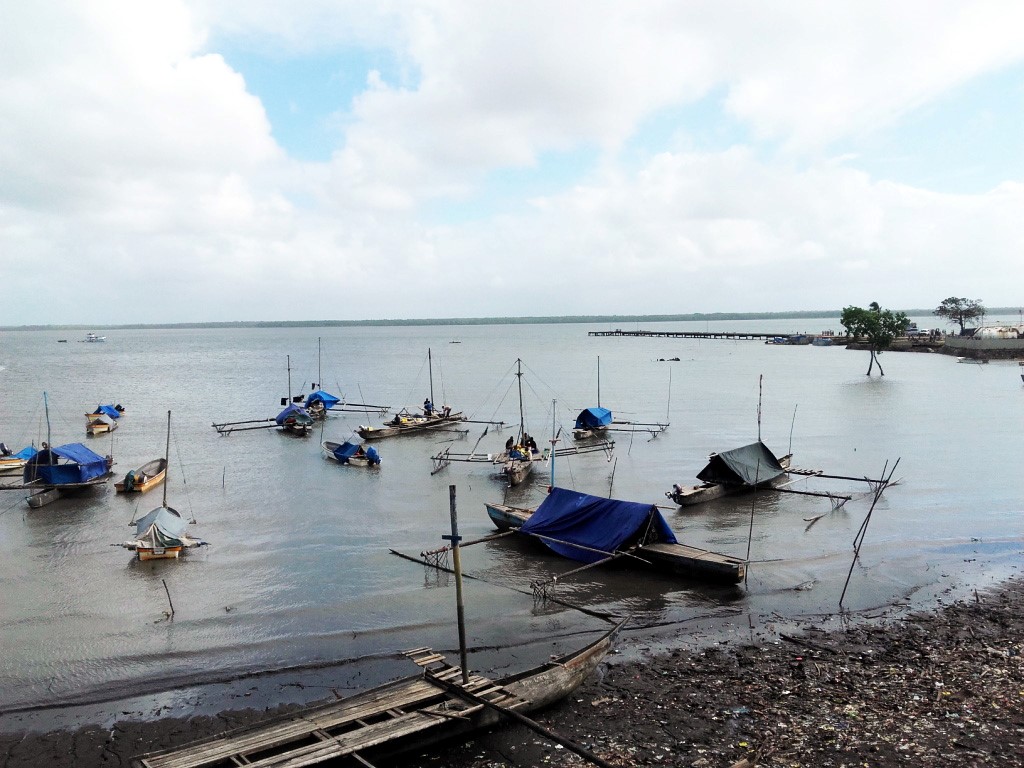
[0,320,1021,714]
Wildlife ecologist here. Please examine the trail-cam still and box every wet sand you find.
[3,578,1023,767]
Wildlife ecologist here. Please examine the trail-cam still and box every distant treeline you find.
[5,308,1017,332]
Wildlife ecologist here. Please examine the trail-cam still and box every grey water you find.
[0,318,1021,722]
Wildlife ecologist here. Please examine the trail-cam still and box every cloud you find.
[1,1,1022,324]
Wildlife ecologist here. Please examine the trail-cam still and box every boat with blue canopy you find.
[305,389,341,419]
[22,441,113,507]
[276,402,314,436]
[323,440,381,467]
[86,403,124,435]
[572,407,613,439]
[0,445,38,475]
[488,487,746,584]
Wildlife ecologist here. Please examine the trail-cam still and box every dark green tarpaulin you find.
[695,441,785,486]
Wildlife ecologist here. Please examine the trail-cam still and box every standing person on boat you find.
[423,397,434,415]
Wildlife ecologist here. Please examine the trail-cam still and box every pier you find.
[588,328,849,343]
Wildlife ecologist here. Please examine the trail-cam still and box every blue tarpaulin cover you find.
[276,403,312,425]
[695,441,785,486]
[24,443,108,485]
[520,487,677,564]
[12,446,38,460]
[306,390,341,409]
[92,404,121,419]
[574,407,613,430]
[332,441,381,465]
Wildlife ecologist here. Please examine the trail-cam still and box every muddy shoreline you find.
[3,577,1023,767]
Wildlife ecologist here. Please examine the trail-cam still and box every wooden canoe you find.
[131,621,623,768]
[357,410,466,440]
[668,453,793,507]
[114,458,167,493]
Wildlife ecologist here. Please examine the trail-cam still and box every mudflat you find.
[3,579,1023,768]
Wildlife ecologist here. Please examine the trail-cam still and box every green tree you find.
[840,302,910,376]
[933,297,985,335]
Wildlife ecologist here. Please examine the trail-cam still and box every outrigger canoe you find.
[130,621,623,768]
[487,487,747,585]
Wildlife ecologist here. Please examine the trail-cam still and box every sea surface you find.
[0,318,1021,725]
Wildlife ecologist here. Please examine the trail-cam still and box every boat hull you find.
[668,454,792,507]
[358,412,465,440]
[135,546,182,561]
[130,622,622,768]
[115,459,168,493]
[485,502,533,531]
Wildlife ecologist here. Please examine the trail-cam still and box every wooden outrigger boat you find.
[666,441,792,507]
[572,358,669,440]
[486,487,746,585]
[121,412,205,560]
[322,440,381,467]
[130,620,623,768]
[114,457,167,493]
[357,348,470,440]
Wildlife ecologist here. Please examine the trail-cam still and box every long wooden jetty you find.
[588,328,850,343]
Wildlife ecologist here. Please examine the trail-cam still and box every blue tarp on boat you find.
[24,443,108,485]
[92,404,122,419]
[306,390,341,409]
[276,403,312,426]
[12,446,39,460]
[520,487,677,564]
[332,441,380,465]
[574,407,613,430]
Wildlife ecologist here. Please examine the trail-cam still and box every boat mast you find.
[162,410,171,509]
[597,356,601,408]
[428,348,434,407]
[516,358,525,441]
[287,355,292,401]
[43,391,52,464]
[317,337,321,390]
[550,399,557,487]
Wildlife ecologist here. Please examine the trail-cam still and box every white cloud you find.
[1,1,1022,324]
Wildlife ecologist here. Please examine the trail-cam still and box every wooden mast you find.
[161,410,171,509]
[516,358,524,442]
[428,348,434,408]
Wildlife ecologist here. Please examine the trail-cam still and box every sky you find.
[2,1,1023,325]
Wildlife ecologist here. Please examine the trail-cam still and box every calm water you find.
[0,319,1021,720]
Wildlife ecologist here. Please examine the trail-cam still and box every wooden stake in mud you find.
[161,578,175,618]
[443,484,470,684]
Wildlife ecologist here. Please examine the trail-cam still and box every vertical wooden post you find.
[446,484,470,683]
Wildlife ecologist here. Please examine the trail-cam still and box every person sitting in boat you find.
[526,435,538,454]
[423,398,434,416]
[505,436,514,451]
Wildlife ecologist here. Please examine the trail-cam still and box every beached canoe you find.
[131,621,623,767]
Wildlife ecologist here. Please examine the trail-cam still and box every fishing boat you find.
[275,402,314,436]
[665,441,791,507]
[572,406,613,439]
[322,440,381,467]
[129,621,622,768]
[85,403,124,435]
[84,332,106,342]
[492,359,540,486]
[487,487,746,584]
[572,358,668,440]
[22,442,112,508]
[121,412,205,560]
[0,445,37,475]
[357,348,466,440]
[305,389,341,420]
[114,458,167,493]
